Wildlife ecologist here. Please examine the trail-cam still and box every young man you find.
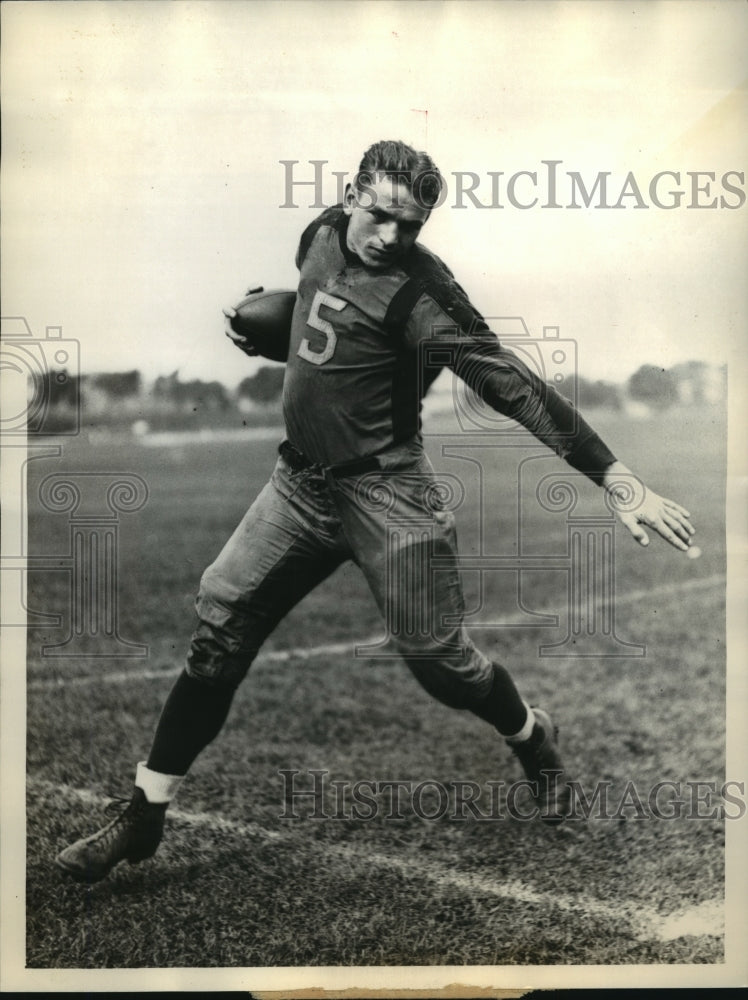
[56,140,695,882]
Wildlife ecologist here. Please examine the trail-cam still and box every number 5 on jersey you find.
[298,289,346,365]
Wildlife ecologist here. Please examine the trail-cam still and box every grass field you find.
[23,405,729,969]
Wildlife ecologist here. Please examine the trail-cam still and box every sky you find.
[2,0,747,387]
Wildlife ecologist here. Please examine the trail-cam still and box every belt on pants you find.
[279,440,384,479]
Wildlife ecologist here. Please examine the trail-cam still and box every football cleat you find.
[56,787,167,883]
[508,707,571,825]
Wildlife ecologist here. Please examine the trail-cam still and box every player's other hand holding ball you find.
[223,285,264,357]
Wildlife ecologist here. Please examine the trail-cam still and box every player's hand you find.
[603,462,695,552]
[223,285,264,357]
[223,305,258,356]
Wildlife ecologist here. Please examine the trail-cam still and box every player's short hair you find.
[354,140,444,210]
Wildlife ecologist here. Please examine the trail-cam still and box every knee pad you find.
[186,609,256,690]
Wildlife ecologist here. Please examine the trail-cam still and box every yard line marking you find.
[31,777,724,944]
[28,573,725,690]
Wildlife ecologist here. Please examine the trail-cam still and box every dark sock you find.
[470,662,529,736]
[146,669,236,775]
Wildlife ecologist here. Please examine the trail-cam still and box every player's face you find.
[344,177,430,268]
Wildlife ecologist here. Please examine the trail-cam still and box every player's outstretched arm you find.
[602,460,695,552]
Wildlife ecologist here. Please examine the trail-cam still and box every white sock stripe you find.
[505,702,536,743]
[134,762,184,804]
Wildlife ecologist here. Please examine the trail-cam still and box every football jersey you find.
[282,205,616,481]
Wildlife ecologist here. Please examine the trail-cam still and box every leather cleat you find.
[508,707,571,825]
[56,787,167,883]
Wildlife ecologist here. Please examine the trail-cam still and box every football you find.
[230,287,296,362]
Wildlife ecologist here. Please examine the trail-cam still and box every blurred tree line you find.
[34,358,725,434]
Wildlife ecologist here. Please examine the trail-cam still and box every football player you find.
[56,140,695,882]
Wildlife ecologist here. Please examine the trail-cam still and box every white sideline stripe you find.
[28,573,725,689]
[27,573,726,691]
[34,777,723,945]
